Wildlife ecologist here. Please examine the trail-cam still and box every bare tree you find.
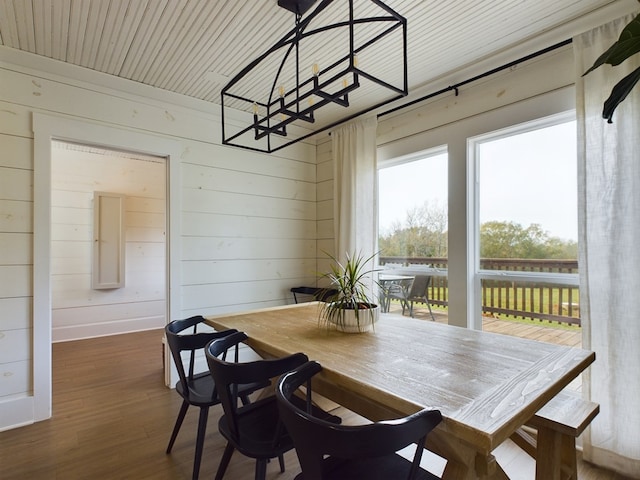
[379,201,448,257]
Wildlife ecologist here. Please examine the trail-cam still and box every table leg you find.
[426,428,509,480]
[535,426,577,480]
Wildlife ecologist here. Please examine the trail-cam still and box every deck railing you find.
[379,256,580,326]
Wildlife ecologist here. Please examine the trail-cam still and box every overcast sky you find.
[378,121,578,241]
[378,153,447,235]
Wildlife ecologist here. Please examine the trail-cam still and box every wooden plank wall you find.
[0,20,584,429]
[0,121,34,404]
[50,144,166,342]
[0,48,319,417]
[316,135,334,273]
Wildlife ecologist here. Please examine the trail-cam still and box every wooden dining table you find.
[206,302,595,480]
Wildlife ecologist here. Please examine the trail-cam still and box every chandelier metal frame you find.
[221,0,407,153]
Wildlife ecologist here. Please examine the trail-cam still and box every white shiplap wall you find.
[311,43,579,329]
[0,123,34,410]
[0,45,318,430]
[1,2,628,432]
[50,143,167,342]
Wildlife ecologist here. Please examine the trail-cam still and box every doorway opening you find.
[31,113,182,424]
[50,141,167,342]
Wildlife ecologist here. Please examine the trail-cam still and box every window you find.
[377,148,449,316]
[471,114,580,336]
[378,148,448,261]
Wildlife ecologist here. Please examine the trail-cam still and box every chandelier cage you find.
[220,0,407,153]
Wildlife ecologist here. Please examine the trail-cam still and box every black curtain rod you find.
[378,38,573,118]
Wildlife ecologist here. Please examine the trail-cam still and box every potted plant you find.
[583,11,640,122]
[317,251,381,333]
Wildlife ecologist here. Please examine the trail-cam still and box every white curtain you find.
[331,116,378,263]
[574,13,640,477]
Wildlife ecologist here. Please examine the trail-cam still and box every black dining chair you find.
[387,274,436,320]
[164,316,268,480]
[206,331,340,480]
[276,360,443,480]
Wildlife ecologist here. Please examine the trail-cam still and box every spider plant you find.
[318,250,380,331]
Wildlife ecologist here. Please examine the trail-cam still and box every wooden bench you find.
[511,391,599,480]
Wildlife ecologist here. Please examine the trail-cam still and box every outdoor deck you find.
[384,301,582,348]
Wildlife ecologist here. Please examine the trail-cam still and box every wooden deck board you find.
[386,303,582,348]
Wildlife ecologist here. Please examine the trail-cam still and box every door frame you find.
[32,113,182,421]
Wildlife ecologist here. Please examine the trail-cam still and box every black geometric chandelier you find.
[221,0,407,153]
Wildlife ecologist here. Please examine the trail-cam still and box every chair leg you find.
[255,459,268,480]
[191,406,209,480]
[426,301,435,321]
[278,454,285,472]
[166,399,190,453]
[215,443,235,480]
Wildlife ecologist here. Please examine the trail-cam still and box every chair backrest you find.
[165,315,238,400]
[276,361,443,480]
[408,275,431,299]
[206,331,309,441]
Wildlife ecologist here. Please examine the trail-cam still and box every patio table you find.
[378,273,414,312]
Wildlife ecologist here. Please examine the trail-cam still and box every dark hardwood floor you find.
[0,329,630,479]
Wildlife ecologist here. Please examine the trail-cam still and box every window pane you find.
[378,150,448,321]
[478,121,577,266]
[476,119,580,345]
[378,151,448,260]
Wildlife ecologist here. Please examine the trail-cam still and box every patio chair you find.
[387,275,435,320]
[276,360,442,480]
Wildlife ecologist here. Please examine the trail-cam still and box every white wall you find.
[51,143,167,342]
[336,1,636,327]
[317,5,634,320]
[315,45,578,327]
[377,45,577,328]
[0,0,633,431]
[315,137,335,273]
[0,46,318,430]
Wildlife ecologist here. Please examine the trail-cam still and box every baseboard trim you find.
[0,396,34,432]
[52,316,165,343]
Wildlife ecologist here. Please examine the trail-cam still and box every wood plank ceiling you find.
[0,0,621,121]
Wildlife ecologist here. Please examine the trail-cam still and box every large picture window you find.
[378,148,448,261]
[377,148,449,317]
[472,114,580,338]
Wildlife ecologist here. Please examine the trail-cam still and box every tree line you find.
[379,202,577,259]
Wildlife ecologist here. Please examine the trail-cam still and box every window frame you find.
[378,83,577,329]
[468,111,579,328]
[376,145,448,278]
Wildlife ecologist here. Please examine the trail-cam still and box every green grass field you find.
[396,281,582,331]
